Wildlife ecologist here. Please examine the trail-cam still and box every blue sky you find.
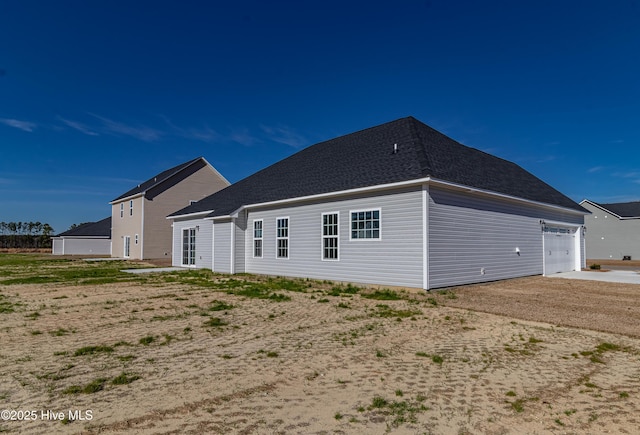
[1,1,639,234]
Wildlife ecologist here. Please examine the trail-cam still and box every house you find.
[580,199,640,260]
[51,217,112,256]
[110,157,229,260]
[167,117,588,290]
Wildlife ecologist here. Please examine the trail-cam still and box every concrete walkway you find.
[548,269,640,284]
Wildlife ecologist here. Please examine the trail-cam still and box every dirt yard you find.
[0,261,639,434]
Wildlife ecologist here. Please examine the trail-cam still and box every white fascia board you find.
[226,177,433,218]
[430,178,589,216]
[165,210,214,220]
[109,192,144,205]
[221,176,586,218]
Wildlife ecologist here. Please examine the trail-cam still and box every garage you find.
[543,226,577,274]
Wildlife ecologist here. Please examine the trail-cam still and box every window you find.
[276,217,289,258]
[351,209,380,239]
[253,220,263,258]
[182,228,196,266]
[120,203,124,218]
[135,234,139,245]
[322,212,339,260]
[129,200,133,216]
[123,236,130,258]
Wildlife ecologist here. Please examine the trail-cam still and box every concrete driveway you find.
[548,269,640,284]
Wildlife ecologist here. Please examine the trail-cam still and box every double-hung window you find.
[129,200,133,216]
[276,217,289,258]
[120,203,124,218]
[351,209,381,240]
[322,212,339,260]
[182,228,196,266]
[253,220,263,258]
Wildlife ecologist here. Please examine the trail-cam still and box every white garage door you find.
[544,227,576,274]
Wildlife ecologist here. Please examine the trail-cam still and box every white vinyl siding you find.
[213,220,232,273]
[582,201,640,260]
[245,187,423,288]
[428,186,583,288]
[171,218,212,269]
[322,212,339,261]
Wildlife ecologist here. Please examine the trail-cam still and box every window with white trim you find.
[129,200,133,216]
[276,217,289,258]
[253,220,263,258]
[322,212,339,260]
[120,203,124,218]
[135,234,139,245]
[351,209,380,239]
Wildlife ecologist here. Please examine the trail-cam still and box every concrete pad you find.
[547,270,640,285]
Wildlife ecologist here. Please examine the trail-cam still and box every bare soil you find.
[1,273,639,434]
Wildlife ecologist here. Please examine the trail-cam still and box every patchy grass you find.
[73,345,114,357]
[362,289,402,301]
[111,372,141,385]
[203,317,227,328]
[365,395,429,427]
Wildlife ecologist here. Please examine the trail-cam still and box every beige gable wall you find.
[141,165,228,259]
[111,196,144,259]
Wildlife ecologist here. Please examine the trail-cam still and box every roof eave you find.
[109,192,145,205]
[430,179,588,215]
[166,210,215,220]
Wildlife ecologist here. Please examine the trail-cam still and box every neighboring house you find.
[580,199,640,260]
[167,117,588,290]
[51,217,112,255]
[110,157,229,260]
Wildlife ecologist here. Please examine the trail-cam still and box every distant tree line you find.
[0,221,55,249]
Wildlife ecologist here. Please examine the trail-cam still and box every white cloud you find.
[58,117,99,136]
[261,124,308,148]
[90,113,163,142]
[230,128,260,146]
[587,166,604,173]
[160,115,220,143]
[0,118,36,132]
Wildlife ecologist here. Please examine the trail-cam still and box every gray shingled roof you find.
[593,201,640,218]
[169,117,586,218]
[112,157,205,202]
[56,217,111,237]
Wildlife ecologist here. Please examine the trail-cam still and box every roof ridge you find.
[405,117,433,177]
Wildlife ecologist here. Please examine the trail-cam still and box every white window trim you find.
[321,212,340,261]
[253,219,263,258]
[120,203,124,218]
[349,208,382,241]
[129,200,133,216]
[276,216,289,259]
